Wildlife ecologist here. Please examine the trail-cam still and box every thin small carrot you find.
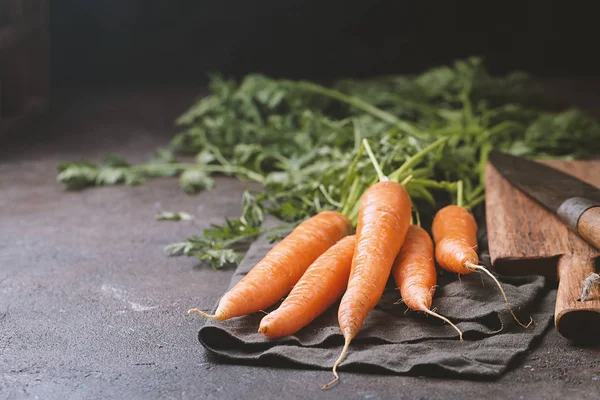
[392,224,463,340]
[258,235,356,338]
[324,181,412,389]
[431,204,532,328]
[188,211,352,320]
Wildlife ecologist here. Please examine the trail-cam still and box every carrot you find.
[431,204,532,328]
[392,224,463,339]
[258,235,356,338]
[188,210,352,320]
[323,180,412,389]
[321,138,449,389]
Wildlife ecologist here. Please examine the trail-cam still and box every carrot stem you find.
[339,144,364,213]
[341,177,360,218]
[352,119,363,153]
[314,197,322,212]
[465,262,533,329]
[464,192,485,210]
[407,178,457,191]
[132,163,266,185]
[206,143,232,167]
[322,338,351,390]
[319,184,343,208]
[346,177,376,224]
[400,174,413,186]
[388,137,448,182]
[393,167,431,182]
[468,184,485,200]
[288,80,422,137]
[457,180,464,208]
[362,138,388,182]
[345,130,365,185]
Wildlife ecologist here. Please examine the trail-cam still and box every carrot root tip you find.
[321,338,351,390]
[420,305,464,341]
[465,262,534,329]
[187,308,220,320]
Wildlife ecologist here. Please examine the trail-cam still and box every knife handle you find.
[558,198,600,252]
[555,252,600,342]
[578,207,600,251]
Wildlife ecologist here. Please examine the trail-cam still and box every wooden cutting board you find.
[485,160,600,342]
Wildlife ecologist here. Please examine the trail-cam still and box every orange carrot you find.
[431,205,479,275]
[258,235,356,338]
[323,180,412,389]
[432,205,532,328]
[392,224,462,339]
[188,211,352,320]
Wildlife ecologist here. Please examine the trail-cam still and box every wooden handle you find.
[555,253,600,342]
[578,206,600,251]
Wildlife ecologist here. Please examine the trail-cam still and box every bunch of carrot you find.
[189,139,532,389]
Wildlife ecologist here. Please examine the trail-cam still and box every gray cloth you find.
[198,222,555,380]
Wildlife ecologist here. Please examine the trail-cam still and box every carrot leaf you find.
[156,211,194,221]
[56,56,600,268]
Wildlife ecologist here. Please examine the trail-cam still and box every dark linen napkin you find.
[198,218,555,379]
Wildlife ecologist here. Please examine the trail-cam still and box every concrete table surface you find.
[1,86,599,400]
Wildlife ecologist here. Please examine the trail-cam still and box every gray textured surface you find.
[1,87,599,400]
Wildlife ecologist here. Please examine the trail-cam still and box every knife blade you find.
[488,150,600,251]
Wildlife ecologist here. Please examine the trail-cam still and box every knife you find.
[488,151,600,252]
[489,151,600,342]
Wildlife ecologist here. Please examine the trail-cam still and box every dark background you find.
[48,0,600,87]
